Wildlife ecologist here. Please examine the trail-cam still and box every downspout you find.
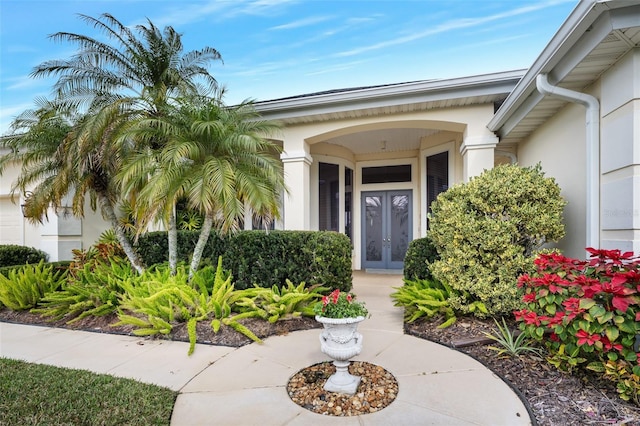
[536,73,600,251]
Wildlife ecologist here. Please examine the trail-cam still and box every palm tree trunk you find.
[98,193,145,274]
[168,206,178,275]
[189,213,213,281]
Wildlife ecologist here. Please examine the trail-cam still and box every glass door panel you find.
[390,193,410,264]
[362,190,412,270]
[364,195,383,262]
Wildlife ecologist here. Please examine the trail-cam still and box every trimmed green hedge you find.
[137,230,352,291]
[136,230,225,266]
[0,245,48,268]
[403,235,439,280]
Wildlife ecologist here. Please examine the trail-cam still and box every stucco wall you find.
[599,48,640,254]
[0,158,113,260]
[516,99,587,258]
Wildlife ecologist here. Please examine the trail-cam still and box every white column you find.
[40,207,82,261]
[460,135,498,181]
[281,146,312,230]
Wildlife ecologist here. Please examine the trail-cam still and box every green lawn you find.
[0,358,177,425]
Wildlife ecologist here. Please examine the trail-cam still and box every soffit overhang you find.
[488,0,640,145]
[254,71,524,126]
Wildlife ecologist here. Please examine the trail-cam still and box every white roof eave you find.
[254,70,525,122]
[488,0,640,137]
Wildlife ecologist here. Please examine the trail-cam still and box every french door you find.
[361,190,412,270]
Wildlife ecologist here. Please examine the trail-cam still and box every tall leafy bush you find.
[429,164,565,316]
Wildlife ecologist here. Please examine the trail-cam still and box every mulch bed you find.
[1,308,639,424]
[405,317,640,426]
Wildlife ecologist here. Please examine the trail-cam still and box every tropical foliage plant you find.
[235,280,327,323]
[429,163,566,317]
[516,249,640,404]
[0,261,66,310]
[115,257,261,355]
[67,229,127,276]
[32,261,135,323]
[391,277,457,328]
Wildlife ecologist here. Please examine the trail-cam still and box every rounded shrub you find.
[0,245,49,267]
[428,163,566,317]
[403,235,439,280]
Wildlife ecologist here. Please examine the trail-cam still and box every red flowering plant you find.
[313,289,368,319]
[515,248,640,403]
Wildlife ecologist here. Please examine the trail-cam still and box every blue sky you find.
[0,0,577,134]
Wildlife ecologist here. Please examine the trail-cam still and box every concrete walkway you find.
[0,272,532,425]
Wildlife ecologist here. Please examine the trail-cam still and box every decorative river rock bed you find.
[287,361,399,416]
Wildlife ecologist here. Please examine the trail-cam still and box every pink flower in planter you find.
[330,289,340,304]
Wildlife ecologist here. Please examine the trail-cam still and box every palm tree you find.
[11,13,223,271]
[123,96,286,279]
[0,98,146,272]
[32,13,221,115]
[60,102,146,273]
[0,99,72,219]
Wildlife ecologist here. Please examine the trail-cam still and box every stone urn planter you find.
[315,315,365,395]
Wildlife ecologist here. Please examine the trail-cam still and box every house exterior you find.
[1,0,639,270]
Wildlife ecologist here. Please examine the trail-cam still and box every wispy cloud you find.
[304,60,366,76]
[346,16,379,25]
[236,0,299,16]
[140,1,231,27]
[4,75,44,91]
[336,1,567,57]
[448,34,531,53]
[143,0,297,27]
[269,15,332,31]
[280,13,382,51]
[232,61,289,77]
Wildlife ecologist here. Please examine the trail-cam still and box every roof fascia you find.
[255,71,524,122]
[487,0,620,134]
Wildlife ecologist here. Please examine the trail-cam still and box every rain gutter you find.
[536,73,600,250]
